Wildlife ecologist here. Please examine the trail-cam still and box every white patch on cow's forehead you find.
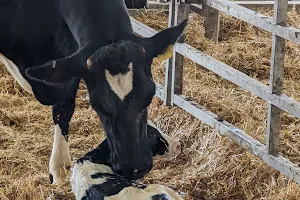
[0,53,33,94]
[105,62,133,100]
[71,160,113,200]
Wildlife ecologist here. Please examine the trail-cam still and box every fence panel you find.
[130,0,300,184]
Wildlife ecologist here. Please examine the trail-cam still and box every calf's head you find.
[26,20,187,180]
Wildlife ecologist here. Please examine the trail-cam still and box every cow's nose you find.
[113,162,152,180]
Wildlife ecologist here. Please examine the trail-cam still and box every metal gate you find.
[130,0,300,184]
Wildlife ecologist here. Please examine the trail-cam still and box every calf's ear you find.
[144,19,188,61]
[25,57,87,105]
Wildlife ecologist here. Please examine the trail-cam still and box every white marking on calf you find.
[0,53,33,94]
[105,63,133,100]
[147,120,181,161]
[71,160,113,200]
[49,124,72,184]
[105,184,183,200]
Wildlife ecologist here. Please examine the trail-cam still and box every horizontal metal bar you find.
[206,0,300,45]
[234,1,300,6]
[175,43,300,119]
[171,93,300,184]
[233,1,300,11]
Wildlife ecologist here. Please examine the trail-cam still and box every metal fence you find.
[130,0,300,184]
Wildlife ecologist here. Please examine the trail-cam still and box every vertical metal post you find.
[164,0,176,106]
[204,0,220,42]
[171,3,190,104]
[266,0,288,155]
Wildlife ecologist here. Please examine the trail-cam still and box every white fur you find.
[0,53,33,94]
[105,63,133,100]
[105,184,183,200]
[71,160,113,200]
[147,120,181,161]
[49,124,72,184]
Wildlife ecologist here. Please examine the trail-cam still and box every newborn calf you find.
[71,121,182,200]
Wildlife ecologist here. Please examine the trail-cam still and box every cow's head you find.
[26,20,187,180]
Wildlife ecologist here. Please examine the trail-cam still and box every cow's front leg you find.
[48,79,79,184]
[49,100,75,184]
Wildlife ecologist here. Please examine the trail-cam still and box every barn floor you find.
[1,8,300,200]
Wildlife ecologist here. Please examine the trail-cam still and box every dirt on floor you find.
[1,8,300,200]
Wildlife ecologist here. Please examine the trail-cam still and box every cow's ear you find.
[145,19,188,61]
[25,58,88,105]
[155,45,174,62]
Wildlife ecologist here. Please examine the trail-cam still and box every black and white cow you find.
[0,0,187,184]
[71,121,182,200]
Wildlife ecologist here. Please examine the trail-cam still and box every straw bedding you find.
[1,8,300,200]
